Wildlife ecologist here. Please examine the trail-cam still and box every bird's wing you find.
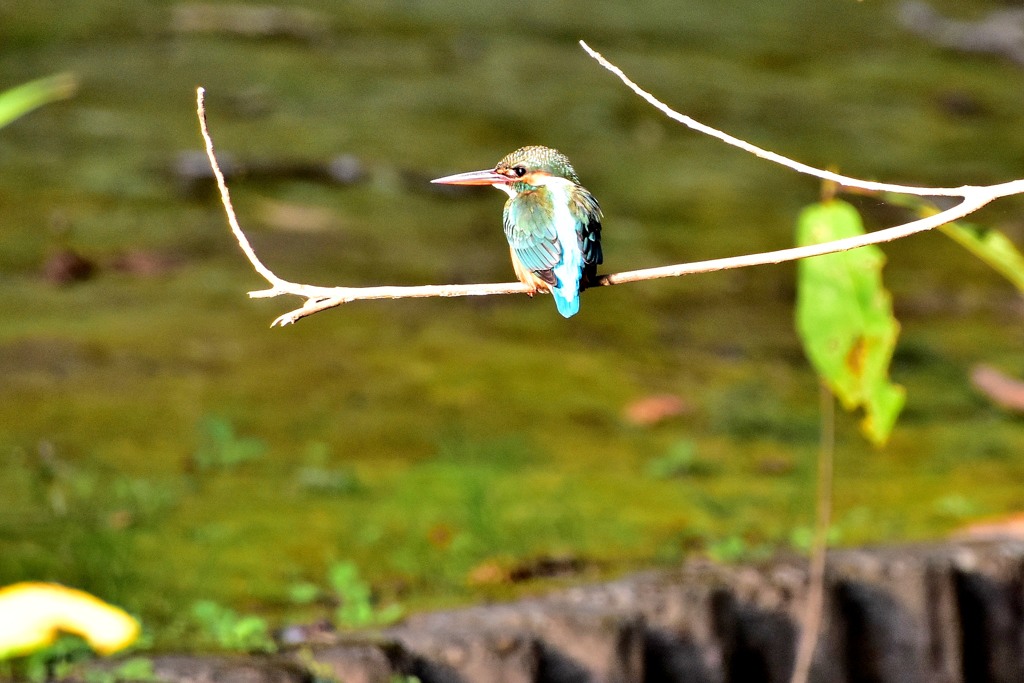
[569,186,603,266]
[503,190,562,274]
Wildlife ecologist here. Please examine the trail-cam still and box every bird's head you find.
[432,145,581,197]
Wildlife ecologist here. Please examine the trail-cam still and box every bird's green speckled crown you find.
[497,146,581,184]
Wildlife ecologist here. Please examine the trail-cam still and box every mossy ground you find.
[1,1,1023,645]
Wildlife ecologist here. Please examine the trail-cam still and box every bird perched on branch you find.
[432,146,603,318]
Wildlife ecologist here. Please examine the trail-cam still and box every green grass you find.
[1,0,1024,649]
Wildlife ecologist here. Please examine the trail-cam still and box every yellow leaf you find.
[0,583,139,659]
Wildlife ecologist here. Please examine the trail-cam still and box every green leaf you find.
[795,200,905,446]
[881,193,1024,293]
[0,73,77,130]
[939,222,1024,292]
[192,416,266,470]
[190,600,275,653]
[328,561,403,629]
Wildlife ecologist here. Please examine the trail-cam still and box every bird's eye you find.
[513,166,527,177]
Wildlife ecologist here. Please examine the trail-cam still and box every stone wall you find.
[144,539,1024,683]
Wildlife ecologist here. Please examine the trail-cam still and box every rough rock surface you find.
[100,540,1024,683]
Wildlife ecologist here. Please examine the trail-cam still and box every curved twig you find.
[195,43,1024,326]
[578,41,1024,200]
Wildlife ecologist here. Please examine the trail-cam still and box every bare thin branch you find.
[195,41,1024,326]
[596,194,991,286]
[261,281,533,327]
[256,194,987,325]
[197,87,283,289]
[579,41,1024,200]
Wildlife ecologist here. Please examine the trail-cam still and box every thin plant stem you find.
[790,384,835,683]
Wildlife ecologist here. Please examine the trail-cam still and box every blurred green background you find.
[1,0,1023,644]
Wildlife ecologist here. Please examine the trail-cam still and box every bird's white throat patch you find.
[493,183,516,199]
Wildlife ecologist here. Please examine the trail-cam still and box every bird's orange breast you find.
[509,248,553,294]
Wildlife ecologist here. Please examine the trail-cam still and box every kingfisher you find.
[431,146,603,318]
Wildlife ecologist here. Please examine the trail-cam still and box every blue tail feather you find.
[550,251,583,318]
[552,289,580,318]
[549,223,585,318]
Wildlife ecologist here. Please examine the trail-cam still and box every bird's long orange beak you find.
[431,169,510,186]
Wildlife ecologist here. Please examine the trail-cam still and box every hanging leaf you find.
[880,193,1024,293]
[939,221,1024,292]
[795,200,905,446]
